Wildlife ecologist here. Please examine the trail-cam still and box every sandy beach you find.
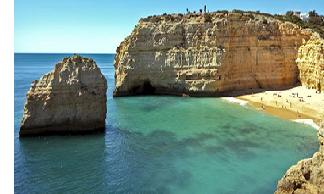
[237,86,324,126]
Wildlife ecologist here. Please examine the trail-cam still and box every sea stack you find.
[275,124,324,194]
[19,55,107,136]
[114,12,315,97]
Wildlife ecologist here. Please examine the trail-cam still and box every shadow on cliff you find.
[114,83,301,97]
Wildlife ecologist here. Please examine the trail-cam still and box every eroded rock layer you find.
[114,12,313,96]
[20,55,107,136]
[275,126,324,194]
[297,34,324,92]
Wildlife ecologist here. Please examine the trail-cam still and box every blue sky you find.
[15,0,324,53]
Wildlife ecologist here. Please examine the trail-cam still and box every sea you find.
[14,53,318,194]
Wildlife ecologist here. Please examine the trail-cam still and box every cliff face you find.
[20,55,107,136]
[114,12,312,96]
[275,127,324,194]
[297,34,324,92]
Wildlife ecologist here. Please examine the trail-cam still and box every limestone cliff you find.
[297,34,324,92]
[20,55,107,136]
[275,126,324,194]
[114,12,313,96]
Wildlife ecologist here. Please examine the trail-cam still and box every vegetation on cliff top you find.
[273,10,324,38]
[140,9,324,38]
[230,9,324,37]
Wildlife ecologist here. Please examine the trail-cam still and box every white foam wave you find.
[221,97,248,106]
[292,119,320,130]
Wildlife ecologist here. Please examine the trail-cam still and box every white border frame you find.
[0,0,14,193]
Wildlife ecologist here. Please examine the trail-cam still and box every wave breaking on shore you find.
[221,97,248,106]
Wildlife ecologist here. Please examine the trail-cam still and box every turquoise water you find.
[14,53,318,193]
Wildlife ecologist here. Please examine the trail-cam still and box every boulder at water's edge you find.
[275,125,324,194]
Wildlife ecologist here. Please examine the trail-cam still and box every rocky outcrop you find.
[20,55,107,136]
[114,12,313,96]
[275,126,324,194]
[297,34,324,92]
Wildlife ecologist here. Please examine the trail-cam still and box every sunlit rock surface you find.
[114,12,313,96]
[275,125,324,194]
[20,55,107,136]
[297,34,324,92]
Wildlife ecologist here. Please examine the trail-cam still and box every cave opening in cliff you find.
[142,80,156,94]
[129,80,157,95]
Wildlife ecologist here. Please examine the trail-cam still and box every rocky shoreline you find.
[275,126,324,194]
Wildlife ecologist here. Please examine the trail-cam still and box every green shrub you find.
[217,10,228,14]
[204,13,212,22]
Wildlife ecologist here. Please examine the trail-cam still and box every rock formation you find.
[275,125,324,194]
[114,12,314,96]
[20,55,107,136]
[297,34,324,92]
[114,12,324,191]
